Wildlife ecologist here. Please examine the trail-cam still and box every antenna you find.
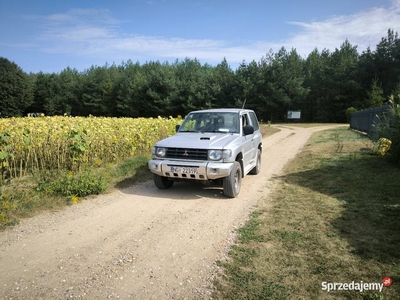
[242,98,247,109]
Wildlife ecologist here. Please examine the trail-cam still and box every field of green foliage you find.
[0,116,180,228]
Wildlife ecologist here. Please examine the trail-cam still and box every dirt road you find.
[0,125,345,299]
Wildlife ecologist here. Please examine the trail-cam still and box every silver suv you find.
[148,108,262,197]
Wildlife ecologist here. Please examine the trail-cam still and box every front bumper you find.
[148,159,234,180]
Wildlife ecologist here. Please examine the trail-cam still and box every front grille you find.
[166,148,208,160]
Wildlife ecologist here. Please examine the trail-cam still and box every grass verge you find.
[213,128,400,300]
[261,124,281,137]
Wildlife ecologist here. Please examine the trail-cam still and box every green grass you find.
[213,128,400,300]
[261,124,281,137]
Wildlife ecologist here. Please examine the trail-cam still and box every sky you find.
[0,0,399,74]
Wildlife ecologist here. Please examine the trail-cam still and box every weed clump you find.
[38,170,106,199]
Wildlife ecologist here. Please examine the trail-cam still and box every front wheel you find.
[223,162,242,198]
[153,174,174,189]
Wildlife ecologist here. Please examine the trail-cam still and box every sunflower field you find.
[0,115,180,182]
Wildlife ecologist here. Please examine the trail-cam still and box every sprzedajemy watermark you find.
[321,277,393,293]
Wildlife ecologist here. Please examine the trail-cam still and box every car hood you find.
[155,132,240,149]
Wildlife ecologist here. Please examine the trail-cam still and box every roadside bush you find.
[0,191,17,227]
[346,107,358,123]
[388,108,400,161]
[38,170,107,199]
[378,105,400,162]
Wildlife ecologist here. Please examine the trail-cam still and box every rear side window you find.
[249,112,260,131]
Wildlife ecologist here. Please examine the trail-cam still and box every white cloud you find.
[284,1,400,56]
[21,2,400,67]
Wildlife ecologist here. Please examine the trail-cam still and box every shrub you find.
[39,170,107,199]
[346,107,358,123]
[378,105,400,163]
[0,191,17,227]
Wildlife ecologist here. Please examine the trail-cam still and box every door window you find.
[249,112,259,131]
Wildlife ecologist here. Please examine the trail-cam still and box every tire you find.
[250,149,261,175]
[153,174,174,189]
[223,161,242,198]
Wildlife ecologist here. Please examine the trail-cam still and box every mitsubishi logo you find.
[183,150,189,156]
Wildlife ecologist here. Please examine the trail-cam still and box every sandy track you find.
[0,125,345,299]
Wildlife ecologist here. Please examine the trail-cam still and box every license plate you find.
[170,166,197,174]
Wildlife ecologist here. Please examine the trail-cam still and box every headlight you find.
[208,149,232,161]
[153,147,166,158]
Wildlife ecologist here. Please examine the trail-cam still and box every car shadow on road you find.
[117,180,229,200]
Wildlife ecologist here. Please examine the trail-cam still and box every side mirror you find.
[175,124,181,132]
[243,125,254,135]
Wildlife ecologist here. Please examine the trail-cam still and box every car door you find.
[241,112,255,173]
[248,111,262,149]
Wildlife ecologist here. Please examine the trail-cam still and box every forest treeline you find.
[1,29,399,123]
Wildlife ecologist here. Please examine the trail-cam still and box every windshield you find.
[179,112,240,133]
